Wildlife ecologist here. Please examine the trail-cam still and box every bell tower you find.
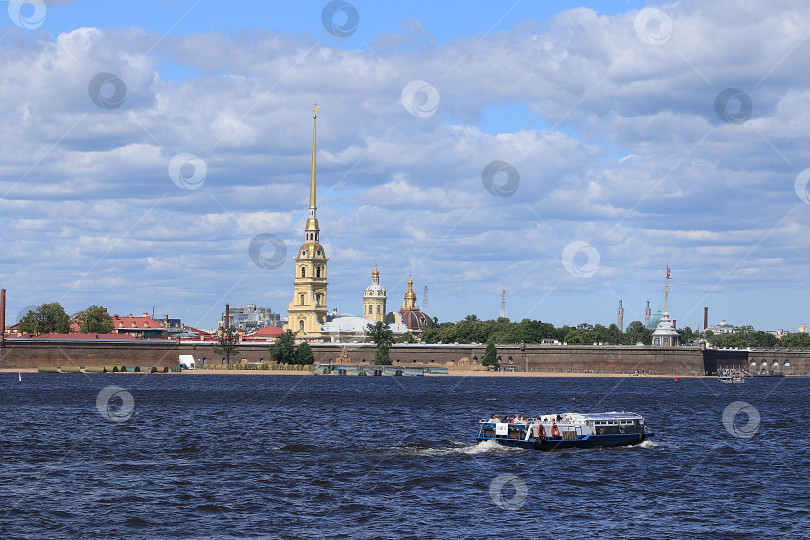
[402,273,417,310]
[363,264,387,323]
[286,104,328,338]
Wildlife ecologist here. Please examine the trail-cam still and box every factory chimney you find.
[704,307,708,330]
[0,289,5,346]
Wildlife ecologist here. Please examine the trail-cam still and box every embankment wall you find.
[2,340,808,375]
[0,340,180,369]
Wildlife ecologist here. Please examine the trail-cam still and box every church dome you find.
[364,284,385,297]
[399,309,431,332]
[363,264,386,297]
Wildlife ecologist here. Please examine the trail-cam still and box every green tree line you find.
[420,315,660,346]
[18,303,113,335]
[705,326,810,348]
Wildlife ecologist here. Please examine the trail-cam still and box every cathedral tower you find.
[402,273,417,310]
[286,104,328,337]
[363,264,387,323]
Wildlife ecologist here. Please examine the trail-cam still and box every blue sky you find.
[2,0,810,332]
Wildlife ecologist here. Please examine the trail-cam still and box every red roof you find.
[251,325,284,337]
[183,326,214,337]
[243,325,284,341]
[12,333,136,340]
[111,314,164,330]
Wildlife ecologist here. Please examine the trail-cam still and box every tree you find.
[366,321,394,347]
[677,326,696,345]
[777,333,810,348]
[374,342,392,365]
[420,325,442,343]
[76,305,114,334]
[395,332,416,343]
[367,321,394,365]
[19,302,71,335]
[213,325,240,364]
[564,330,584,344]
[481,342,499,368]
[295,342,315,365]
[271,329,297,364]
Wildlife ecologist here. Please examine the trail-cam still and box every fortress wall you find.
[0,340,180,369]
[3,340,809,375]
[737,349,809,374]
[183,342,705,374]
[510,346,704,375]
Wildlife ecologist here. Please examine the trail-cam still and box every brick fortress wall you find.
[2,340,808,375]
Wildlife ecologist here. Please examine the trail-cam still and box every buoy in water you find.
[674,377,678,381]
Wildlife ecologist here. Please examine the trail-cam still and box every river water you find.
[0,373,806,539]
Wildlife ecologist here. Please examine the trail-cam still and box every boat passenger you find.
[490,414,500,423]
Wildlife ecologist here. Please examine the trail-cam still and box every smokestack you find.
[1,289,5,345]
[225,303,230,329]
[673,319,676,329]
[704,307,708,330]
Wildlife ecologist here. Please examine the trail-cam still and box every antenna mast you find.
[500,289,507,319]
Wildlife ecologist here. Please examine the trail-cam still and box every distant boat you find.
[751,370,784,377]
[718,374,744,384]
[18,372,22,382]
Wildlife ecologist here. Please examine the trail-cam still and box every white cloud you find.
[1,1,810,330]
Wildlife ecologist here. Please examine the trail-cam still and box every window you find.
[300,293,305,305]
[368,305,373,314]
[316,266,321,278]
[301,267,306,278]
[377,305,381,314]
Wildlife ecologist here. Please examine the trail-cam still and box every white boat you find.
[476,411,653,451]
[718,374,744,383]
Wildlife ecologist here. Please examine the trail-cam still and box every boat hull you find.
[477,432,650,451]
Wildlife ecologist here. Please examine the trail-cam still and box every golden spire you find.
[305,103,320,237]
[310,102,318,210]
[403,271,417,309]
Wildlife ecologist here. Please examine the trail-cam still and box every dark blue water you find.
[0,373,806,539]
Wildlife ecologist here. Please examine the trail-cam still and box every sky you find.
[2,0,810,332]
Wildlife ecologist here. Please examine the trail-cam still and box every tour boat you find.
[476,411,653,451]
[718,374,745,383]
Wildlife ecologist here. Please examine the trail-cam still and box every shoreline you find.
[0,368,728,378]
[2,368,805,378]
